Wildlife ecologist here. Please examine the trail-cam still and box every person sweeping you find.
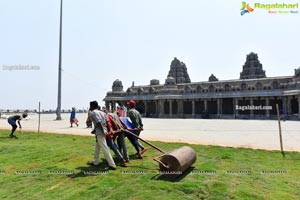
[7,113,28,138]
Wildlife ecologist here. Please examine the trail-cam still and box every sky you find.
[0,0,299,110]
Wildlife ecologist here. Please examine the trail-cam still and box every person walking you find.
[88,101,116,170]
[70,107,79,127]
[279,108,286,121]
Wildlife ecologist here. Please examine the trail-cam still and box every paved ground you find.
[1,113,300,152]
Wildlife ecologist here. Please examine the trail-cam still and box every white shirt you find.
[91,109,108,135]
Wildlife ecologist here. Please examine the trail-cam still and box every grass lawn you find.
[0,130,300,200]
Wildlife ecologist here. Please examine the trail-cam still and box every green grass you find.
[0,130,300,200]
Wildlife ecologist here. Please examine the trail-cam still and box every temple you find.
[104,53,300,120]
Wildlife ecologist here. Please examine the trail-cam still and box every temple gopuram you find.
[104,53,300,120]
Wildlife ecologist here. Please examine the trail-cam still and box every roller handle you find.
[124,129,166,154]
[153,154,169,169]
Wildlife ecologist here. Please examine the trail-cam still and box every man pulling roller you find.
[88,101,116,170]
[127,100,147,158]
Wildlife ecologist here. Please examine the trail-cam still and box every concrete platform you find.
[1,113,300,152]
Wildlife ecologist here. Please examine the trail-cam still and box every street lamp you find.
[56,0,63,120]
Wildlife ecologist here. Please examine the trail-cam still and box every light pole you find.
[56,0,63,120]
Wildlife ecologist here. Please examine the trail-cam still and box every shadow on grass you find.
[68,161,110,179]
[151,167,195,182]
[128,154,145,161]
[0,136,18,140]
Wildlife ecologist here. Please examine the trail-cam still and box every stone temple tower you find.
[167,57,191,84]
[240,52,266,79]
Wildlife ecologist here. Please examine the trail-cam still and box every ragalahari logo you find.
[241,2,254,15]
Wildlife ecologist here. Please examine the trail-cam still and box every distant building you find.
[104,53,300,120]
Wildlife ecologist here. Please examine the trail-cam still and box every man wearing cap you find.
[89,101,116,170]
[127,100,147,158]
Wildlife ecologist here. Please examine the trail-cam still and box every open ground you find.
[1,113,300,152]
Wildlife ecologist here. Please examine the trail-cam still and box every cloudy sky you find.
[0,0,299,110]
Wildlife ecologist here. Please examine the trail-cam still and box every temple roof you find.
[240,52,266,79]
[167,57,191,84]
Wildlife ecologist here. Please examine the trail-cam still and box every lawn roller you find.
[124,129,196,177]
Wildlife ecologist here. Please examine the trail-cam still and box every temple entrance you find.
[238,99,250,115]
[222,98,233,114]
[183,101,192,114]
[195,101,204,114]
[207,100,217,114]
[136,101,145,114]
[253,98,265,115]
[147,101,157,117]
[164,101,169,114]
[291,96,298,115]
[269,98,283,115]
[172,101,178,114]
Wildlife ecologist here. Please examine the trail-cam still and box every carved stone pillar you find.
[109,102,113,111]
[298,96,300,120]
[155,100,159,116]
[105,101,109,111]
[113,102,116,111]
[283,97,287,116]
[217,99,222,118]
[233,98,239,118]
[266,98,270,118]
[287,96,292,117]
[192,100,195,117]
[144,101,148,116]
[204,100,208,112]
[250,98,254,118]
[159,100,164,117]
[169,100,172,117]
[177,100,183,117]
